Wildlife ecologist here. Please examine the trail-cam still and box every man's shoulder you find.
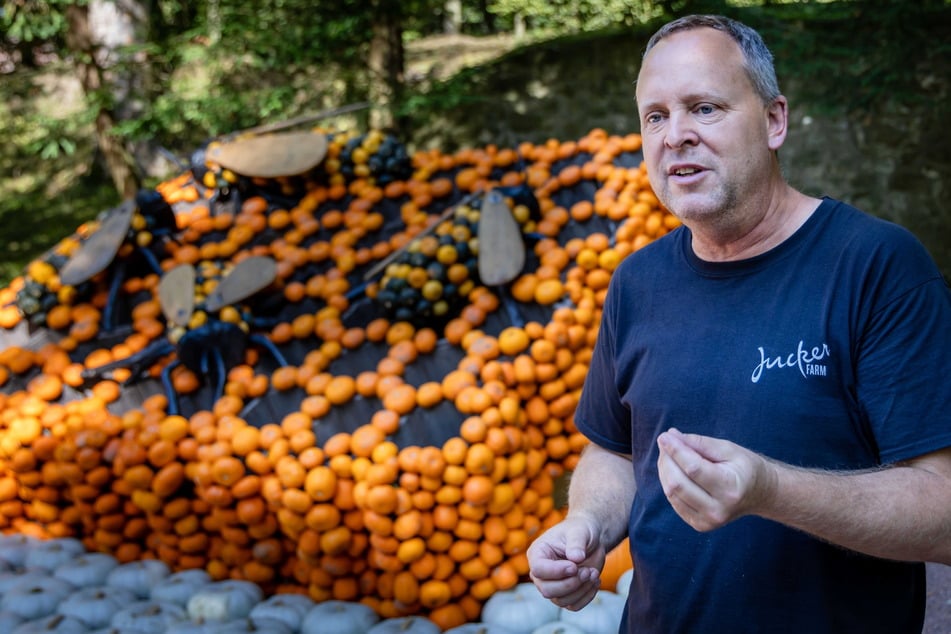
[821,198,923,248]
[819,198,942,276]
[815,199,948,319]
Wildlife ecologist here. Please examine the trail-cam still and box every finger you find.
[659,430,732,494]
[657,439,715,519]
[667,427,736,463]
[532,573,587,603]
[528,531,592,580]
[664,430,751,506]
[556,576,602,611]
[660,434,749,531]
[541,572,601,609]
[529,554,579,581]
[657,435,713,501]
[563,523,596,564]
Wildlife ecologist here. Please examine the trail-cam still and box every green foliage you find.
[0,68,114,285]
[745,2,950,114]
[1,0,75,43]
[400,65,489,117]
[111,37,294,146]
[210,3,363,67]
[31,123,78,160]
[133,0,445,149]
[487,0,660,31]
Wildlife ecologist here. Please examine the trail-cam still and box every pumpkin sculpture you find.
[0,127,664,629]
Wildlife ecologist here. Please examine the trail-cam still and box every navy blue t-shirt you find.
[575,198,951,633]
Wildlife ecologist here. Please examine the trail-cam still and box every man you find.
[527,14,951,633]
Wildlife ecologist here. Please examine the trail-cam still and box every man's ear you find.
[766,96,789,152]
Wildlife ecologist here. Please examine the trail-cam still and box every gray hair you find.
[644,15,781,105]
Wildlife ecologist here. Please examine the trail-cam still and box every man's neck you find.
[687,186,821,262]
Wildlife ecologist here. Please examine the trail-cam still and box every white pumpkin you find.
[300,599,381,634]
[150,569,213,606]
[0,610,25,632]
[186,579,264,622]
[249,592,315,630]
[445,624,520,634]
[557,590,626,634]
[105,559,171,599]
[53,552,119,587]
[22,538,86,572]
[0,576,75,620]
[110,600,187,633]
[530,622,587,634]
[210,617,294,633]
[367,616,442,634]
[10,613,88,633]
[615,568,634,597]
[165,617,294,634]
[480,582,560,634]
[57,586,137,629]
[0,534,40,568]
[0,570,55,595]
[163,622,219,634]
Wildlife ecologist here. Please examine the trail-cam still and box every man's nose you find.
[665,112,699,149]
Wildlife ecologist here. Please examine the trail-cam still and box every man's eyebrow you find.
[637,91,723,110]
[635,99,661,111]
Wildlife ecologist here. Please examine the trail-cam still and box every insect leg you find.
[161,358,182,416]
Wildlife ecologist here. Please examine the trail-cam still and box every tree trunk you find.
[367,1,405,133]
[207,0,222,44]
[64,3,141,199]
[514,13,526,40]
[444,0,463,35]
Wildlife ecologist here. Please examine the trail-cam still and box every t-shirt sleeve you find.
[573,269,633,455]
[857,239,951,464]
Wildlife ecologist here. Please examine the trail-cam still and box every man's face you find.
[635,28,782,224]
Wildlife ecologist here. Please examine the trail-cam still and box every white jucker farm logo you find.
[751,340,831,383]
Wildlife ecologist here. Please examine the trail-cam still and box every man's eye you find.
[645,113,663,124]
[696,104,716,115]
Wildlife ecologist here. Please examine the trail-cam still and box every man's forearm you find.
[759,448,951,564]
[566,443,635,551]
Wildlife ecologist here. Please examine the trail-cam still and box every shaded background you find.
[2,0,948,283]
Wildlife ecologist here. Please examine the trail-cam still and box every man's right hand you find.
[527,514,606,611]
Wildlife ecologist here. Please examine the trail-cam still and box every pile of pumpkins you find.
[0,126,671,630]
[0,534,632,633]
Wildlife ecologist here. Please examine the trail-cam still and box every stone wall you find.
[410,28,950,279]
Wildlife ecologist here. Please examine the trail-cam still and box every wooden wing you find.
[206,131,329,178]
[204,256,277,313]
[59,200,136,287]
[477,190,526,287]
[158,264,196,328]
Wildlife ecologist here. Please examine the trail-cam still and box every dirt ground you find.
[405,32,517,82]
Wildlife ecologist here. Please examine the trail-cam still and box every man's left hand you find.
[656,427,776,531]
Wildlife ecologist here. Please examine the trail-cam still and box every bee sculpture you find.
[15,190,177,332]
[84,255,288,415]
